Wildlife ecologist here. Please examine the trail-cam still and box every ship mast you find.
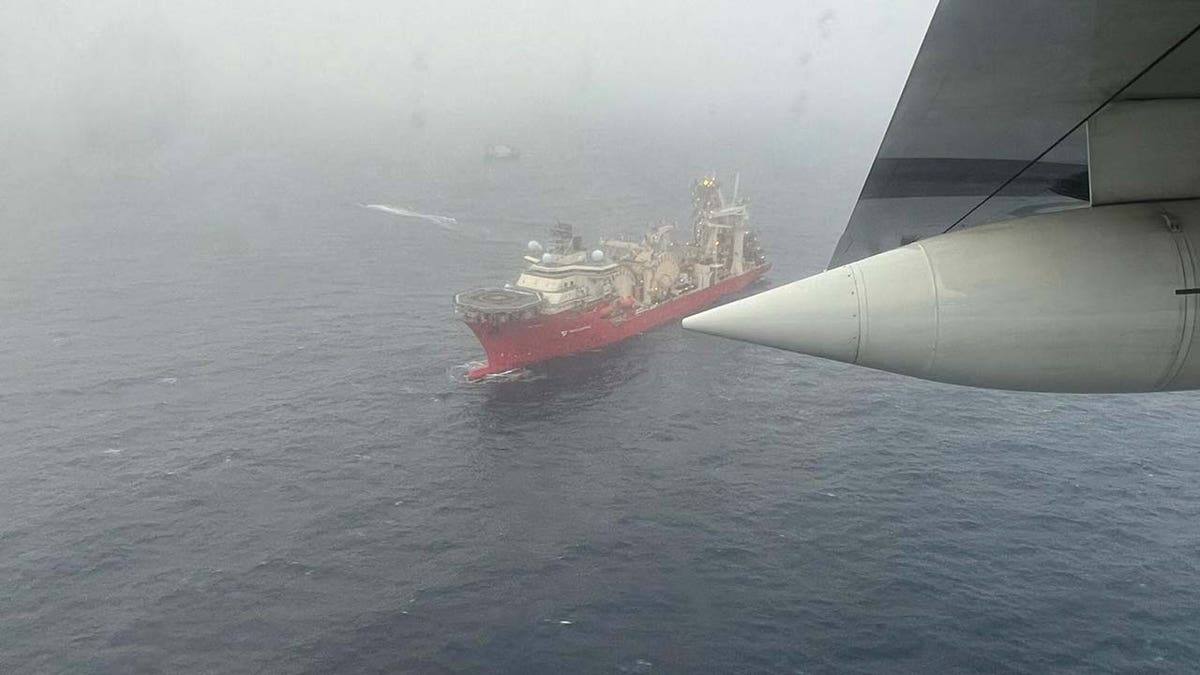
[691,175,751,276]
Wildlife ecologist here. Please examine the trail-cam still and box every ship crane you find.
[455,177,770,379]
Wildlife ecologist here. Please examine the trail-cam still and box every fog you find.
[2,1,934,200]
[11,6,1200,672]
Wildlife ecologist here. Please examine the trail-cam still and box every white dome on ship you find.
[541,252,553,264]
[527,240,543,253]
[590,249,604,262]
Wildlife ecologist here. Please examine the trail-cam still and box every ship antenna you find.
[732,172,740,203]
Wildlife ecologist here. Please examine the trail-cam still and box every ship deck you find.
[454,287,541,314]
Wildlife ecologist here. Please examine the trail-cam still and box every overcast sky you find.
[1,1,936,168]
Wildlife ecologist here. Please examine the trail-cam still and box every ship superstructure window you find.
[455,177,768,379]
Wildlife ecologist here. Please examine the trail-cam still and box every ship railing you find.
[453,287,543,321]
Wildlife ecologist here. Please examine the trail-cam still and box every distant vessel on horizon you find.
[454,176,769,380]
[484,144,520,161]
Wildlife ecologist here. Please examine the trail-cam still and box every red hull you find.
[465,265,770,379]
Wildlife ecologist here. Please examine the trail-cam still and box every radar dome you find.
[527,240,543,253]
[590,250,604,263]
[541,252,553,264]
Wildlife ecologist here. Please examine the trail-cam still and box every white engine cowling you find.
[684,199,1200,392]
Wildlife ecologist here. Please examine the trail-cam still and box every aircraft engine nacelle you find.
[683,199,1200,392]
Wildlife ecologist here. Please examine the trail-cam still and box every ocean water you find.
[3,127,1200,673]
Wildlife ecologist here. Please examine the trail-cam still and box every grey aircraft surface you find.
[684,0,1200,393]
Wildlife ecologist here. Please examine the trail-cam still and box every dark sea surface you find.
[3,125,1200,674]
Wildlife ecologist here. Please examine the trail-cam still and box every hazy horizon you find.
[2,1,936,191]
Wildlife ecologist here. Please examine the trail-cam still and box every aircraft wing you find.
[829,0,1200,268]
[684,1,1200,393]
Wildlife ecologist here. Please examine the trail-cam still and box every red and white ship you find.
[455,176,769,380]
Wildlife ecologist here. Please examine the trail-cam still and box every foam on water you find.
[447,360,545,384]
[478,367,544,383]
[4,130,1200,674]
[360,203,459,228]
